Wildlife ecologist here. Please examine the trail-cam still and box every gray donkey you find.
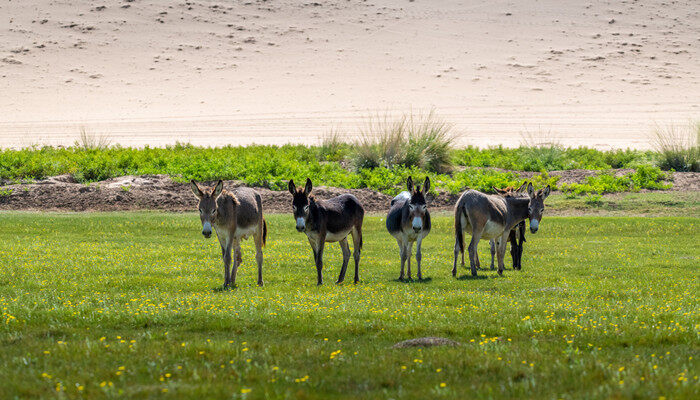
[489,183,528,271]
[386,176,431,281]
[289,178,364,285]
[191,180,267,288]
[453,182,550,277]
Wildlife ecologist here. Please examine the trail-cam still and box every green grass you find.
[0,213,698,399]
[0,144,673,195]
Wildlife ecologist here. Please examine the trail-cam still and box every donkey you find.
[288,178,364,285]
[453,182,550,277]
[191,180,267,288]
[386,177,431,281]
[489,184,528,271]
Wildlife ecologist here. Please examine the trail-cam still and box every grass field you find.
[0,213,698,399]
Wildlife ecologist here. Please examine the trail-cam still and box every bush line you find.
[0,144,676,195]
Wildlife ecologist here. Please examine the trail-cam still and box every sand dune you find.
[1,0,698,149]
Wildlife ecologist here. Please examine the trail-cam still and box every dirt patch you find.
[0,171,697,213]
[392,337,462,349]
[0,175,397,213]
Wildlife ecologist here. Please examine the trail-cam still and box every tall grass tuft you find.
[352,110,458,173]
[653,123,699,172]
[75,127,112,150]
[317,128,350,162]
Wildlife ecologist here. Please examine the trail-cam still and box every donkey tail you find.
[262,218,268,246]
[455,206,465,253]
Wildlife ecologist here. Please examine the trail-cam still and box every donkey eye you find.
[292,205,297,212]
[303,205,309,212]
[421,205,427,210]
[540,208,544,213]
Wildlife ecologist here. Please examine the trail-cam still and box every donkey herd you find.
[191,177,550,288]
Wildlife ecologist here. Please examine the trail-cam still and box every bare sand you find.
[1,0,698,149]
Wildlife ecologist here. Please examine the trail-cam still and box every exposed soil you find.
[392,337,462,349]
[0,170,697,213]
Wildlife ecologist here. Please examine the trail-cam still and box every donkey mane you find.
[217,189,240,207]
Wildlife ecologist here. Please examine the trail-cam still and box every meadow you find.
[0,212,697,399]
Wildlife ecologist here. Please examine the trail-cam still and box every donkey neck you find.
[505,196,530,224]
[215,191,238,226]
[306,197,322,232]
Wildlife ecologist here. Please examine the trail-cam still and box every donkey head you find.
[526,182,551,234]
[288,178,313,232]
[191,180,224,238]
[406,176,430,233]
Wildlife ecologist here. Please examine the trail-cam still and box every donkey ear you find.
[527,182,535,198]
[304,178,313,195]
[288,179,296,195]
[212,180,224,198]
[407,176,414,192]
[517,182,528,193]
[190,180,204,199]
[542,185,551,199]
[492,186,504,195]
[423,176,430,193]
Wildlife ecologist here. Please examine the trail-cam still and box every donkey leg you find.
[254,231,264,286]
[467,231,482,277]
[230,239,241,287]
[489,239,496,270]
[406,241,414,280]
[398,238,407,280]
[452,239,460,277]
[220,243,231,288]
[516,224,525,270]
[315,240,326,286]
[496,233,508,276]
[337,237,351,284]
[416,236,424,281]
[351,227,362,283]
[509,229,517,270]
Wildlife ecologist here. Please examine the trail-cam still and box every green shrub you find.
[584,194,603,206]
[561,166,671,195]
[452,146,654,171]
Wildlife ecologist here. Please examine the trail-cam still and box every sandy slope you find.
[1,0,698,149]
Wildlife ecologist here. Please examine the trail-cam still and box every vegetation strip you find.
[0,144,680,196]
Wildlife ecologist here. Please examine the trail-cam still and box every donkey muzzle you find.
[295,217,305,232]
[529,219,539,234]
[412,217,423,232]
[202,222,212,238]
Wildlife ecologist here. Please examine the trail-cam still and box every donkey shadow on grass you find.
[391,277,434,284]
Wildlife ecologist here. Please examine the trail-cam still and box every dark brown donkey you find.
[453,182,550,277]
[386,177,432,281]
[288,178,364,285]
[489,183,527,271]
[191,180,267,288]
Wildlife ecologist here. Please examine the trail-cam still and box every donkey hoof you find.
[335,279,344,285]
[497,270,503,276]
[353,278,360,284]
[257,281,264,287]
